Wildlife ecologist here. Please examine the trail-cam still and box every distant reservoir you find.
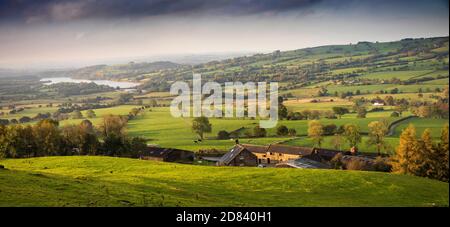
[40,77,140,89]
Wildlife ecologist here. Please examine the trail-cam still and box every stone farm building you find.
[217,144,341,168]
[140,147,195,163]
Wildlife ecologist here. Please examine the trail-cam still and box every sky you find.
[0,0,448,69]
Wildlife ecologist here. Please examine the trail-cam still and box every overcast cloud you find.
[0,0,448,69]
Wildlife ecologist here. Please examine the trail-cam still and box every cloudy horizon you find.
[0,0,448,69]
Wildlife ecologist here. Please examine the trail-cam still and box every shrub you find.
[330,153,344,169]
[345,159,372,171]
[390,111,400,117]
[288,128,297,137]
[323,124,337,135]
[371,107,384,112]
[356,107,367,118]
[373,157,392,172]
[276,125,289,136]
[217,130,230,140]
[253,126,267,138]
[287,112,304,120]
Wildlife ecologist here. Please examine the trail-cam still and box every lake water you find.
[40,77,140,89]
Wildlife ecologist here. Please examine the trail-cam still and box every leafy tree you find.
[33,119,62,156]
[435,125,449,182]
[343,124,362,149]
[118,93,133,104]
[278,104,288,120]
[276,125,289,136]
[102,133,126,156]
[288,128,297,137]
[150,99,158,107]
[356,107,367,118]
[418,129,436,178]
[79,120,99,155]
[128,137,148,158]
[323,124,337,135]
[367,121,389,156]
[130,108,141,117]
[253,126,267,138]
[331,134,344,151]
[86,109,96,118]
[192,117,212,140]
[308,120,324,147]
[390,111,400,117]
[416,105,432,118]
[217,130,230,140]
[332,107,349,119]
[0,119,9,125]
[100,114,128,138]
[394,103,408,116]
[19,116,31,123]
[0,125,7,158]
[318,87,328,96]
[384,96,395,105]
[391,124,421,175]
[71,110,83,119]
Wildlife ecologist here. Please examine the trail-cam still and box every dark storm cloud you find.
[1,0,448,23]
[0,0,325,23]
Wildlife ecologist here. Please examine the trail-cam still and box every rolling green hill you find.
[0,156,448,207]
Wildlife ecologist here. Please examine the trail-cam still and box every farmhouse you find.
[372,101,385,106]
[140,147,194,163]
[217,144,340,168]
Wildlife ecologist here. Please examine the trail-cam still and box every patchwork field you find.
[283,136,401,154]
[0,156,448,207]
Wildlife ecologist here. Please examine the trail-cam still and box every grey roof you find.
[142,146,193,158]
[217,145,245,166]
[281,158,330,169]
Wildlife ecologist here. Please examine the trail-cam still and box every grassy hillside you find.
[0,156,448,207]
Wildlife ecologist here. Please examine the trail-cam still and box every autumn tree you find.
[308,120,324,147]
[192,117,212,140]
[391,124,421,175]
[343,124,361,149]
[33,119,62,156]
[367,121,389,156]
[436,125,449,182]
[394,103,408,116]
[100,114,128,138]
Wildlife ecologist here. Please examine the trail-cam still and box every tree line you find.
[391,124,449,182]
[0,115,147,159]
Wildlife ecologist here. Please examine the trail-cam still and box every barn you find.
[217,144,342,168]
[140,147,194,163]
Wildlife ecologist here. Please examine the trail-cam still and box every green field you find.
[359,70,435,81]
[393,118,449,138]
[283,136,400,154]
[17,105,409,152]
[326,84,447,94]
[0,156,448,207]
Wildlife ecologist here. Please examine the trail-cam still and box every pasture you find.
[0,156,448,207]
